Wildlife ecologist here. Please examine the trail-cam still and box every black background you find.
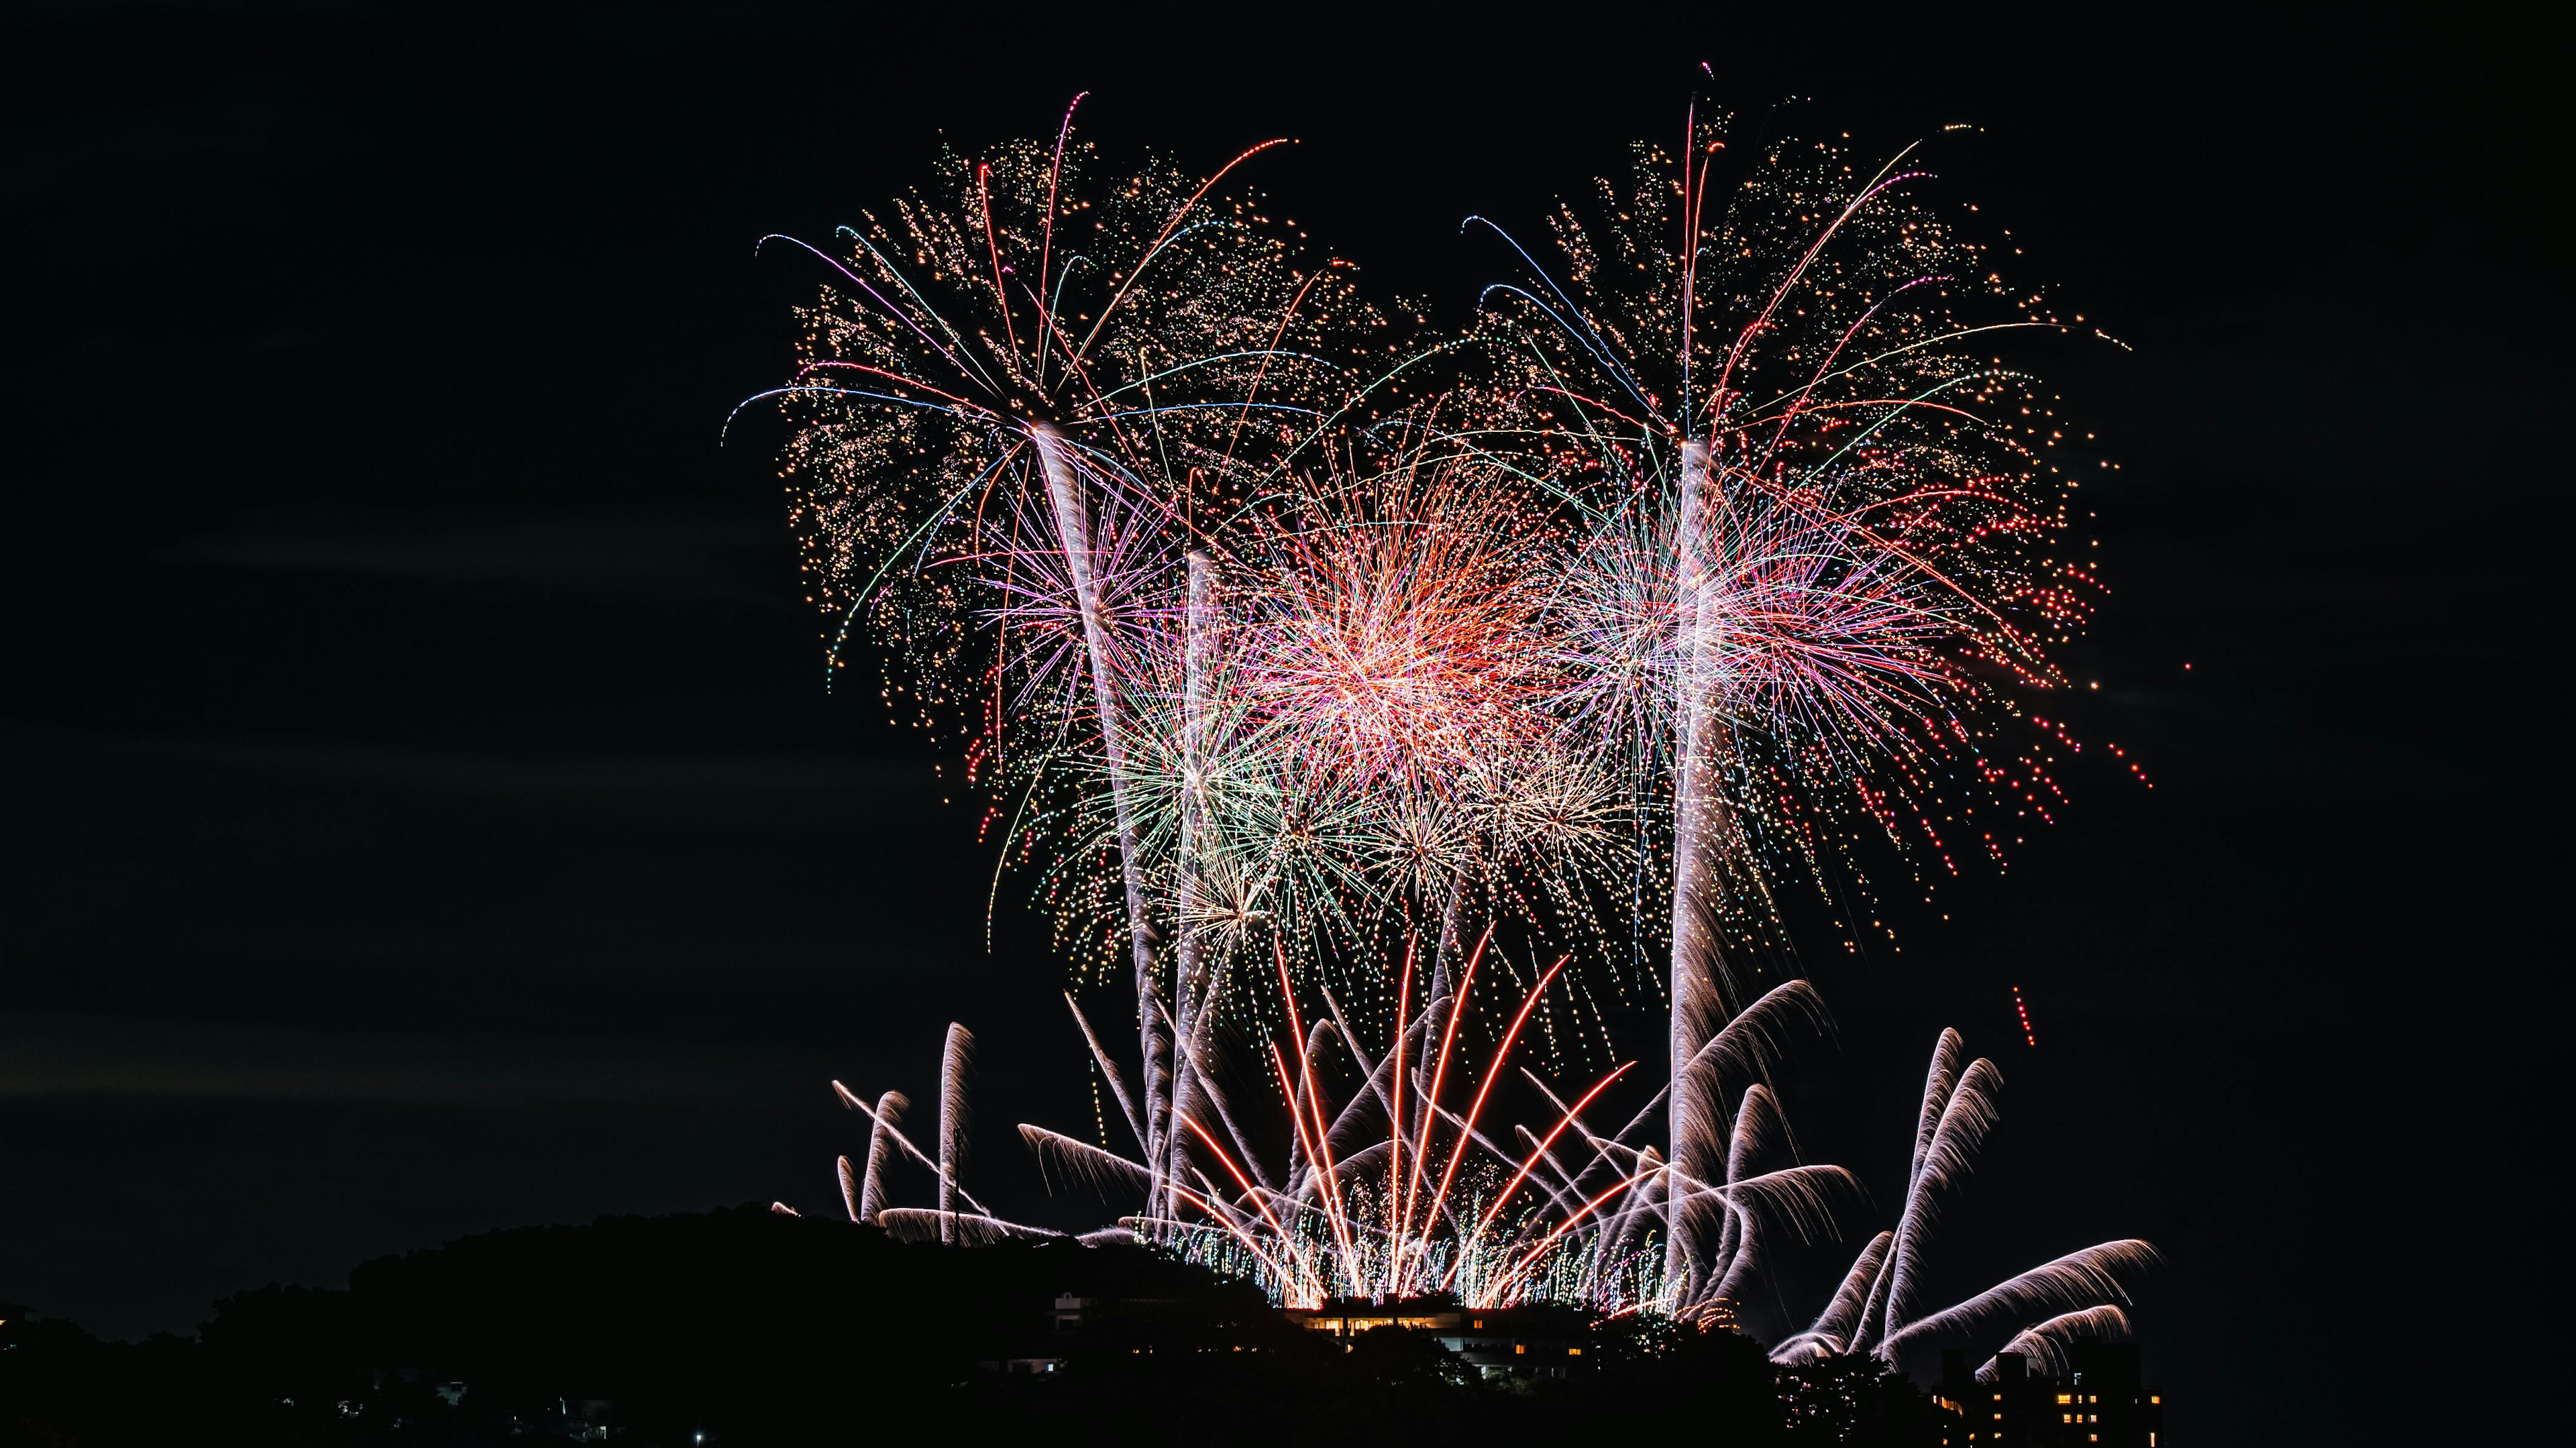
[1,4,2563,1443]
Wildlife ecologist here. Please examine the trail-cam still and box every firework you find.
[1456,112,2099,1302]
[1981,1305,2133,1380]
[761,101,2145,1359]
[1768,1029,2154,1368]
[1023,937,1848,1316]
[751,99,1401,1216]
[820,1024,1061,1247]
[999,424,1625,1221]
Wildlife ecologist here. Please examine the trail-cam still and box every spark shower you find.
[746,95,2147,1374]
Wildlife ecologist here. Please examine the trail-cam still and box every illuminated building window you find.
[2057,1394,2074,1404]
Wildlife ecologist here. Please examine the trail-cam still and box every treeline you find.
[1,1207,1944,1445]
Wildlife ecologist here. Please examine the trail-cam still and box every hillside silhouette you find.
[3,1206,1935,1445]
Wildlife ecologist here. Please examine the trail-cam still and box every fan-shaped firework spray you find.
[1768,1029,2154,1366]
[1022,936,1849,1315]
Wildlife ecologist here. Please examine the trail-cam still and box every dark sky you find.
[1,3,2563,1443]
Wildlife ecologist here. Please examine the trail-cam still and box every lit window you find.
[2151,1397,2161,1406]
[1514,1344,1525,1355]
[2057,1394,2073,1405]
[1568,1348,1582,1356]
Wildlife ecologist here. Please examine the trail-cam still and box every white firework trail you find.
[827,1025,1060,1246]
[1035,425,1174,1219]
[1771,1031,2155,1368]
[1979,1305,2133,1380]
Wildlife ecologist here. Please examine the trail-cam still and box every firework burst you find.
[1454,111,2102,1304]
[749,99,1409,1214]
[763,101,2145,1366]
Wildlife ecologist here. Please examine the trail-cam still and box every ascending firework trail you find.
[1464,106,2099,1309]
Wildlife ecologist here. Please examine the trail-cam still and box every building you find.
[1935,1344,2166,1447]
[1281,1296,1593,1380]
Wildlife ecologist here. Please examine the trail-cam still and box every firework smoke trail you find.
[1167,549,1218,1203]
[1035,425,1171,1214]
[1666,437,1724,1298]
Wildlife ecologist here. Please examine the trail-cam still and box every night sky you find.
[2,5,2563,1444]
